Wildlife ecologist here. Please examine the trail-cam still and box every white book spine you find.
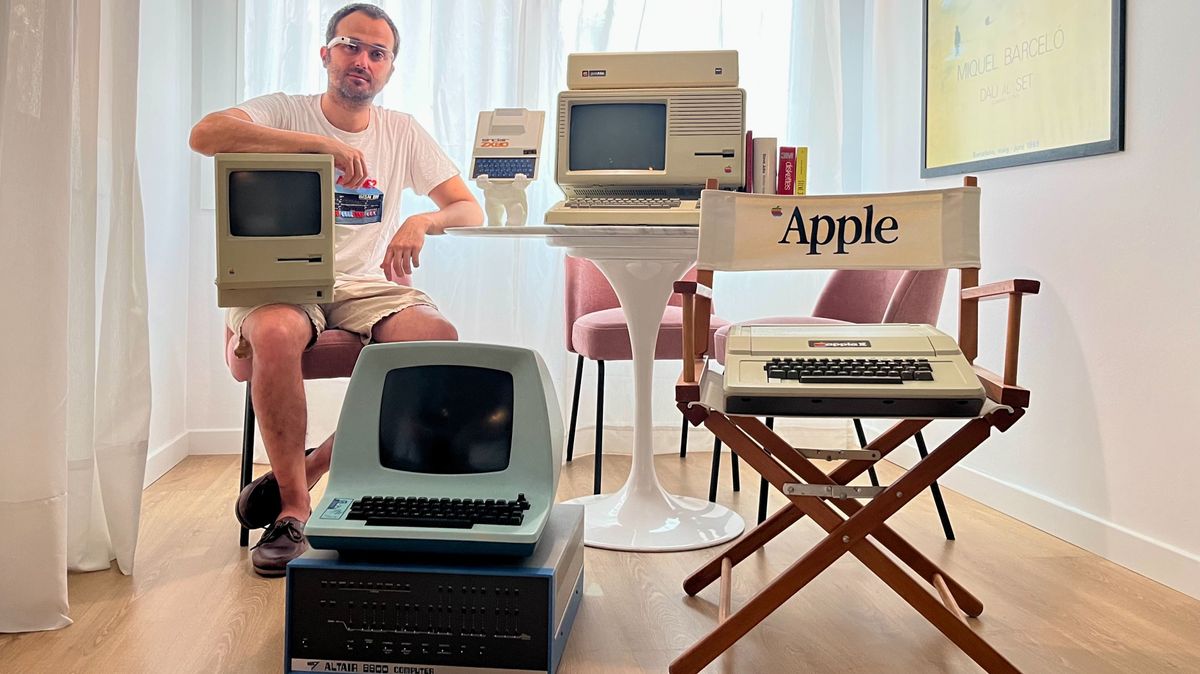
[752,137,777,194]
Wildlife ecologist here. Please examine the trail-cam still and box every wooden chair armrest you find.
[961,278,1041,301]
[959,276,1041,405]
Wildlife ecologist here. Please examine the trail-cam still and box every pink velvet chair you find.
[565,256,730,495]
[709,269,955,538]
[227,273,411,547]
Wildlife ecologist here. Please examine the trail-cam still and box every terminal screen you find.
[378,365,514,474]
[569,103,666,171]
[228,170,322,237]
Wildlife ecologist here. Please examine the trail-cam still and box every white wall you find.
[138,0,193,483]
[867,0,1200,598]
[186,0,244,450]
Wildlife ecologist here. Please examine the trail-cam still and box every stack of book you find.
[744,131,807,196]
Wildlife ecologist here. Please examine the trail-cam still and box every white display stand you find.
[475,174,531,226]
[447,225,745,552]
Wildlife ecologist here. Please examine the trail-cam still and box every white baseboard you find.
[144,432,189,488]
[863,421,1200,601]
[188,428,247,455]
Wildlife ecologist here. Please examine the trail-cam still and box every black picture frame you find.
[921,0,1126,178]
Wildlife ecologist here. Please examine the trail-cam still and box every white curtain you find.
[240,0,872,442]
[0,0,151,633]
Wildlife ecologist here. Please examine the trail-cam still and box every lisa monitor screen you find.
[378,365,515,474]
[568,102,666,172]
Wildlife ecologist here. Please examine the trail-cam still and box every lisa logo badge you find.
[771,206,784,217]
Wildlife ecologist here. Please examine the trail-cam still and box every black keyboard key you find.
[916,371,934,381]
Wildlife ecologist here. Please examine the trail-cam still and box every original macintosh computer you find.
[213,153,336,307]
[546,50,746,226]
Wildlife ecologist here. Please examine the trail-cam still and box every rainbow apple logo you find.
[770,205,784,217]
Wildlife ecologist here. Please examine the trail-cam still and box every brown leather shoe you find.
[251,517,308,577]
[235,447,318,530]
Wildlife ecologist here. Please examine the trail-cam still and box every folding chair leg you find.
[688,418,931,595]
[679,414,689,457]
[916,430,955,540]
[855,419,880,487]
[672,414,1015,674]
[593,360,604,495]
[736,416,982,614]
[708,437,722,503]
[566,354,584,462]
[239,383,256,548]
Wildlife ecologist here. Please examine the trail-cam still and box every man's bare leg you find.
[371,304,459,343]
[242,305,315,522]
[303,305,458,484]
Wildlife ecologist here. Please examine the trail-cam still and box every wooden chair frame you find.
[670,177,1040,673]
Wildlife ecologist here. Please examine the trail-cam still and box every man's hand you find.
[382,214,435,281]
[320,137,369,188]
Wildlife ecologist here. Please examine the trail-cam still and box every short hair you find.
[326,3,400,54]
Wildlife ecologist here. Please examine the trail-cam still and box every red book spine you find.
[777,146,797,195]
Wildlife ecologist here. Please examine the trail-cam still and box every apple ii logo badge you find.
[810,340,871,348]
[715,67,724,75]
[771,205,784,217]
[582,69,606,78]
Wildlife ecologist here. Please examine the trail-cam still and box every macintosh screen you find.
[568,103,666,171]
[378,365,515,474]
[227,170,323,237]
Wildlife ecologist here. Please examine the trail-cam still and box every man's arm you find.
[422,176,484,234]
[189,108,369,187]
[381,176,484,280]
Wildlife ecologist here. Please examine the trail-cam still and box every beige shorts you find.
[226,278,436,353]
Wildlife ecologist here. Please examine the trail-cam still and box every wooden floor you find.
[3,451,1199,673]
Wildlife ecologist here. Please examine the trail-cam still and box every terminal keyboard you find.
[347,494,532,529]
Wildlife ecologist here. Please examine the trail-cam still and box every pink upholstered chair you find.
[565,256,730,495]
[709,269,955,538]
[227,273,411,547]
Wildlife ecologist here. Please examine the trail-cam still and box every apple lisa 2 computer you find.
[546,50,746,226]
[213,153,336,307]
[289,342,584,674]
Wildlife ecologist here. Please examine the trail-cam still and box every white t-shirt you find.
[237,93,459,280]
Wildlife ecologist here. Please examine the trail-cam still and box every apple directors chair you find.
[671,178,1039,673]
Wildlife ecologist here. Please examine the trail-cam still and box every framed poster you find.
[922,0,1125,178]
